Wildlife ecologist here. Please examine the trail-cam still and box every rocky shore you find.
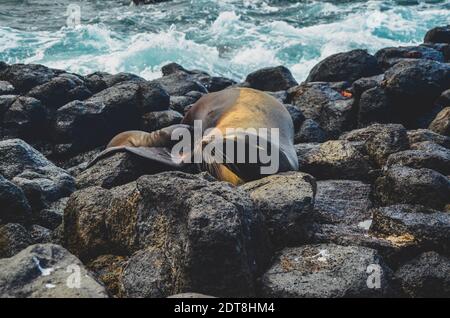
[0,25,449,298]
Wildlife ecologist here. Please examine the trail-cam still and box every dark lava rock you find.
[244,66,298,92]
[0,81,15,95]
[0,63,63,94]
[87,254,127,298]
[407,129,450,149]
[35,197,67,230]
[294,118,328,144]
[394,251,450,297]
[3,97,49,141]
[289,82,355,138]
[429,107,450,136]
[424,25,450,44]
[168,293,215,298]
[375,46,444,70]
[0,95,17,126]
[370,205,450,255]
[0,244,108,297]
[85,71,145,93]
[382,59,450,128]
[306,49,382,83]
[0,223,33,258]
[0,175,32,224]
[340,123,409,167]
[0,139,75,212]
[296,140,372,181]
[29,225,52,244]
[76,151,182,189]
[64,172,271,297]
[54,81,169,155]
[260,244,391,297]
[240,172,316,247]
[351,74,384,98]
[373,166,450,210]
[357,87,393,127]
[27,74,92,110]
[386,142,450,175]
[142,109,183,131]
[152,71,207,96]
[284,104,305,132]
[313,180,372,225]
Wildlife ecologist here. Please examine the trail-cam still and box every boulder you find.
[357,87,392,127]
[424,25,450,44]
[64,172,271,297]
[429,107,450,136]
[0,139,75,211]
[244,66,298,92]
[313,180,372,225]
[29,225,52,244]
[306,49,382,83]
[382,59,450,128]
[87,254,127,297]
[260,244,391,297]
[284,104,305,132]
[35,197,67,230]
[142,109,183,131]
[370,205,450,255]
[27,74,92,110]
[152,72,207,96]
[351,74,384,98]
[289,82,356,138]
[394,252,450,297]
[0,63,63,94]
[240,172,316,247]
[0,223,33,258]
[3,96,49,141]
[375,46,444,70]
[296,140,372,180]
[0,81,15,95]
[340,123,409,167]
[373,166,450,210]
[294,119,328,144]
[0,244,108,297]
[407,129,450,149]
[0,175,32,224]
[54,81,169,155]
[386,142,450,175]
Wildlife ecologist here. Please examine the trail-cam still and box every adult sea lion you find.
[88,88,299,185]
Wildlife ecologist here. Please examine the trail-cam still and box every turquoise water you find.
[0,0,449,82]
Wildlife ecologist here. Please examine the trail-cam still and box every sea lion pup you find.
[87,88,299,185]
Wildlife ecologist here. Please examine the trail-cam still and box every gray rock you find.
[0,244,108,297]
[244,66,298,92]
[294,119,328,144]
[289,82,355,138]
[357,87,392,127]
[386,142,450,175]
[0,174,32,224]
[3,96,49,142]
[429,107,450,136]
[373,166,450,210]
[306,49,382,83]
[142,109,184,131]
[375,46,444,70]
[29,225,52,244]
[76,152,181,190]
[340,123,409,167]
[407,129,450,149]
[0,139,75,211]
[260,244,391,297]
[0,63,63,94]
[424,25,450,44]
[394,251,450,297]
[0,223,33,258]
[240,172,316,247]
[313,180,372,225]
[0,81,15,95]
[64,172,271,297]
[296,140,372,180]
[370,204,450,254]
[152,72,207,96]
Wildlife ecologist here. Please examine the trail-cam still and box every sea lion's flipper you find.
[123,146,185,168]
[85,146,129,169]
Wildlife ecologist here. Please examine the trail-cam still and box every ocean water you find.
[0,0,449,82]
